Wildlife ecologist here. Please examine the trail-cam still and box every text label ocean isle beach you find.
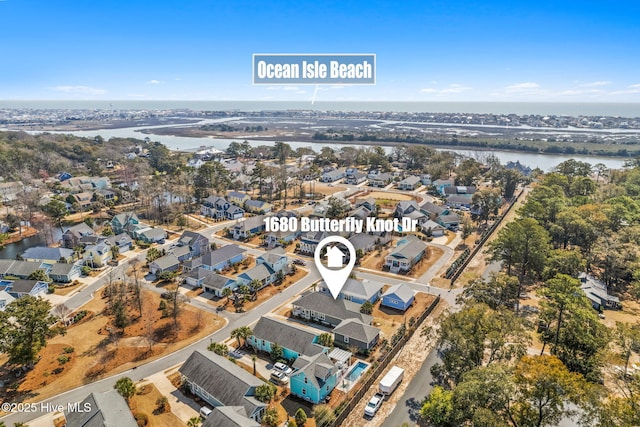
[253,54,375,84]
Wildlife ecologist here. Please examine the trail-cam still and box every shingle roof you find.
[203,407,260,427]
[201,273,235,290]
[388,236,427,260]
[139,227,166,240]
[64,390,137,427]
[291,352,336,389]
[334,319,380,344]
[170,245,191,258]
[179,351,266,417]
[234,215,266,231]
[292,292,372,325]
[6,261,43,277]
[348,233,377,251]
[258,247,287,265]
[21,246,73,261]
[382,283,416,303]
[64,222,95,238]
[337,278,384,301]
[202,245,246,268]
[150,253,179,271]
[251,316,324,357]
[49,262,77,276]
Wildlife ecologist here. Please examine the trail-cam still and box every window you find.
[262,340,265,346]
[304,377,308,384]
[344,336,350,343]
[302,388,306,395]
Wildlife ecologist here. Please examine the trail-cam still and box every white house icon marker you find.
[325,245,346,268]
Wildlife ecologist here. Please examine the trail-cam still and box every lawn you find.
[130,383,185,427]
[0,289,224,405]
[372,292,438,338]
[360,245,444,279]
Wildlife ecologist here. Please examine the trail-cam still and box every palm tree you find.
[187,416,201,427]
[231,326,253,349]
[222,287,232,306]
[252,355,257,376]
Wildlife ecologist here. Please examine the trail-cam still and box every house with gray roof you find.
[198,244,246,272]
[148,253,180,275]
[422,202,447,218]
[5,279,49,298]
[49,262,82,283]
[21,246,74,264]
[292,291,372,327]
[232,215,267,240]
[394,200,428,224]
[0,290,16,311]
[333,319,380,352]
[244,199,272,214]
[369,172,393,188]
[318,277,384,304]
[176,230,211,258]
[422,219,446,237]
[104,233,134,252]
[436,213,461,230]
[348,233,378,255]
[3,260,44,279]
[64,389,137,427]
[247,316,326,361]
[397,175,422,190]
[290,352,339,404]
[179,351,267,423]
[321,168,346,183]
[384,235,427,274]
[201,273,238,297]
[62,222,96,248]
[355,197,377,213]
[136,226,167,244]
[579,273,621,310]
[381,283,416,311]
[203,407,260,427]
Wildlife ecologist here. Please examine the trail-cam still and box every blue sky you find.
[1,0,639,102]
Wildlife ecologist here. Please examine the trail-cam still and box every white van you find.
[199,406,213,419]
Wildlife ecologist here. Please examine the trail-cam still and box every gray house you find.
[292,291,372,327]
[384,235,427,274]
[333,319,380,352]
[179,351,267,423]
[177,230,211,258]
[203,407,260,427]
[64,389,137,427]
[397,175,421,190]
[149,253,180,275]
[248,316,325,361]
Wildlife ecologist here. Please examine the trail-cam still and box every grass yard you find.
[360,245,444,279]
[372,292,438,338]
[129,383,185,427]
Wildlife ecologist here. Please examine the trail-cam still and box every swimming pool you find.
[347,361,368,381]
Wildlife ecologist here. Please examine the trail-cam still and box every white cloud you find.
[420,84,471,95]
[505,82,540,93]
[50,85,106,95]
[558,89,605,96]
[283,86,300,91]
[146,79,162,84]
[579,81,612,87]
[628,83,640,89]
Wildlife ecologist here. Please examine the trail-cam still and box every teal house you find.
[290,353,339,404]
[247,317,326,362]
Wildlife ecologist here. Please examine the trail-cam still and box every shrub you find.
[63,346,75,354]
[57,355,70,364]
[134,413,149,427]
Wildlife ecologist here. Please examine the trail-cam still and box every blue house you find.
[247,317,326,362]
[290,352,339,404]
[199,244,246,272]
[256,247,289,276]
[381,283,416,312]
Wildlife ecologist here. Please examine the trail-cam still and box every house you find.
[321,168,346,183]
[345,170,367,185]
[64,390,137,427]
[245,199,272,214]
[421,174,432,186]
[318,277,384,304]
[248,316,325,361]
[369,172,393,188]
[422,202,448,219]
[95,188,116,201]
[21,246,75,264]
[433,178,455,195]
[177,230,211,258]
[292,291,372,327]
[201,196,246,220]
[104,233,134,252]
[5,280,50,298]
[505,161,532,176]
[1,260,46,279]
[236,264,277,288]
[111,212,140,235]
[444,185,476,195]
[49,262,82,283]
[199,245,247,272]
[422,219,446,237]
[265,229,300,248]
[256,247,289,275]
[201,273,238,297]
[381,283,416,311]
[185,267,214,287]
[149,253,180,275]
[232,215,267,240]
[299,231,328,255]
[397,175,421,191]
[179,351,267,423]
[83,243,112,267]
[579,273,621,310]
[170,245,192,262]
[136,227,167,244]
[290,352,339,404]
[348,233,378,255]
[384,236,428,274]
[228,191,251,206]
[0,290,16,311]
[394,200,428,225]
[333,319,380,352]
[349,206,372,221]
[73,192,94,210]
[446,194,474,209]
[203,407,260,427]
[355,197,377,213]
[187,158,205,169]
[62,223,96,248]
[437,213,461,230]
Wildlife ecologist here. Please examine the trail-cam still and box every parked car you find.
[270,370,289,385]
[364,393,384,417]
[293,258,306,266]
[273,362,293,375]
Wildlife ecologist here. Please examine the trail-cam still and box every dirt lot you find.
[360,245,444,279]
[372,292,438,338]
[0,289,224,405]
[130,383,185,427]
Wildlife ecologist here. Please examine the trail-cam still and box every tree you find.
[461,216,474,245]
[270,342,284,362]
[458,273,519,311]
[262,406,280,427]
[187,416,201,427]
[43,199,68,232]
[28,269,51,282]
[110,244,119,261]
[252,354,257,376]
[295,408,308,426]
[222,287,233,306]
[0,296,60,367]
[360,300,374,314]
[317,333,334,348]
[207,342,228,356]
[230,326,252,349]
[432,303,529,385]
[155,395,169,413]
[114,377,136,402]
[146,247,162,263]
[543,249,586,280]
[613,321,640,377]
[420,385,455,426]
[52,303,72,325]
[472,188,501,224]
[455,158,481,186]
[326,196,351,218]
[255,383,277,403]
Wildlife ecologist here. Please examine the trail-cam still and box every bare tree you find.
[52,303,72,325]
[129,261,144,318]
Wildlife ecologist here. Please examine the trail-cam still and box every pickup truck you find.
[364,392,384,417]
